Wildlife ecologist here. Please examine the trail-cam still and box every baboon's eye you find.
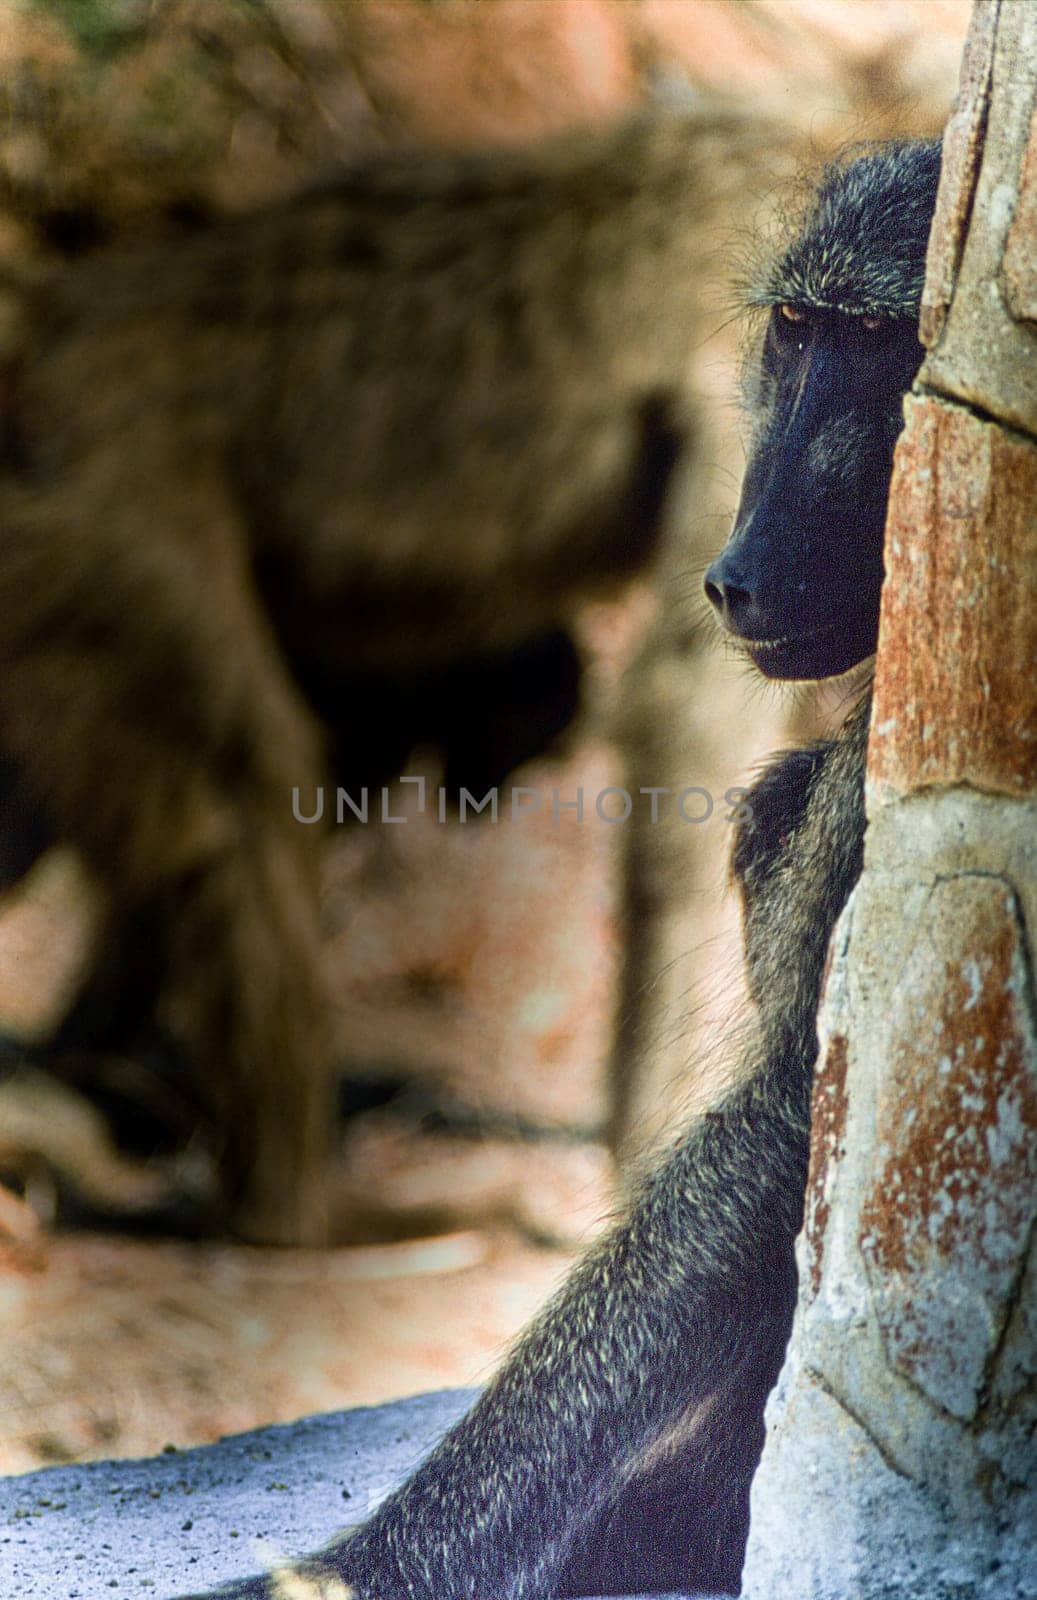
[861,313,886,331]
[769,302,812,354]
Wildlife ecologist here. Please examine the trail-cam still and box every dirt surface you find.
[0,1227,575,1473]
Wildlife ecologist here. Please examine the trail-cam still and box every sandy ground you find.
[0,1227,574,1474]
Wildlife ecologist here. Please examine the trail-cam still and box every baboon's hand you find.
[177,1556,361,1600]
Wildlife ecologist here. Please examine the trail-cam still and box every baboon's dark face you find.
[704,139,941,681]
[706,304,925,679]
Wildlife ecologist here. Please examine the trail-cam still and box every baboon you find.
[0,107,768,1244]
[180,138,943,1597]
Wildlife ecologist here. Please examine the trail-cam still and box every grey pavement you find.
[0,1388,699,1600]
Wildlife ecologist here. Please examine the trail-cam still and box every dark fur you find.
[0,108,764,1243]
[177,140,942,1597]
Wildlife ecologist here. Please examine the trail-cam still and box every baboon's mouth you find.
[741,619,876,682]
[745,624,836,654]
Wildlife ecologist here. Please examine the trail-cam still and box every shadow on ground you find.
[0,1388,704,1599]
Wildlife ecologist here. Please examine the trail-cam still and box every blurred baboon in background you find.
[0,107,778,1244]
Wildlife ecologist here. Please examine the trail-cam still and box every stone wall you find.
[742,5,1036,1594]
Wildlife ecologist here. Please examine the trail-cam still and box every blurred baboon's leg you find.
[163,791,329,1244]
[0,468,330,1243]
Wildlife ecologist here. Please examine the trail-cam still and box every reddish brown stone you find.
[919,0,998,347]
[344,0,638,147]
[858,876,1037,1420]
[803,1031,849,1299]
[870,395,1037,797]
[919,0,1037,434]
[1002,103,1037,326]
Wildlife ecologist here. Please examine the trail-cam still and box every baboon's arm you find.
[182,1032,810,1600]
[180,716,868,1599]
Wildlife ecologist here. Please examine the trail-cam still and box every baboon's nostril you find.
[704,558,756,631]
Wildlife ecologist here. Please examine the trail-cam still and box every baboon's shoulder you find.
[733,699,870,1026]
